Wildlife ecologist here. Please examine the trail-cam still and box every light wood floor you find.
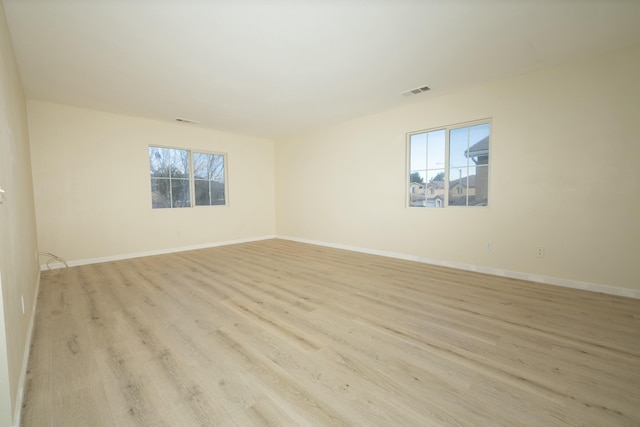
[22,239,640,426]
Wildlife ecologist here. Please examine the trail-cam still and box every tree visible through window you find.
[408,121,490,207]
[149,146,226,209]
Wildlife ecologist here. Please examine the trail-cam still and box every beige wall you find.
[275,44,640,292]
[0,2,40,425]
[24,45,640,296]
[28,101,275,263]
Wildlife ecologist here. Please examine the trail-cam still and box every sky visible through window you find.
[410,123,490,180]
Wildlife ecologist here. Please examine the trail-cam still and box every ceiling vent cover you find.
[175,118,200,124]
[401,85,431,97]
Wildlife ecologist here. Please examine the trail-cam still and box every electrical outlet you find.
[485,242,493,252]
[537,247,545,258]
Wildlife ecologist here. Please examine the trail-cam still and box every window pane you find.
[211,181,225,205]
[151,178,171,208]
[409,170,426,207]
[171,179,190,208]
[210,154,225,181]
[448,166,476,206]
[469,123,490,150]
[427,129,445,170]
[149,147,170,177]
[474,165,489,206]
[410,133,427,171]
[450,127,469,168]
[426,169,445,208]
[193,153,209,179]
[170,149,190,178]
[194,180,211,206]
[467,124,490,166]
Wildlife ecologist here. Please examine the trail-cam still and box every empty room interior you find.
[1,1,640,426]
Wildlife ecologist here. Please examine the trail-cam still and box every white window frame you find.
[149,145,228,209]
[406,119,491,208]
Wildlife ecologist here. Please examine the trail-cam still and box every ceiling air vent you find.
[401,85,431,97]
[175,118,200,124]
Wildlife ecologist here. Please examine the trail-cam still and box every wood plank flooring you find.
[21,239,640,426]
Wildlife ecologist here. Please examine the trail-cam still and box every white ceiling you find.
[3,0,640,139]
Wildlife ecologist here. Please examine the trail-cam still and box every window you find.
[408,120,490,208]
[149,146,226,209]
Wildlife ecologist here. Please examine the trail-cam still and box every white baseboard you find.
[12,267,41,427]
[39,235,277,270]
[276,235,640,300]
[36,233,639,299]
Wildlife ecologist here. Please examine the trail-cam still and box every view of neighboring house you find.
[410,135,489,207]
[449,174,477,206]
[464,135,489,206]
